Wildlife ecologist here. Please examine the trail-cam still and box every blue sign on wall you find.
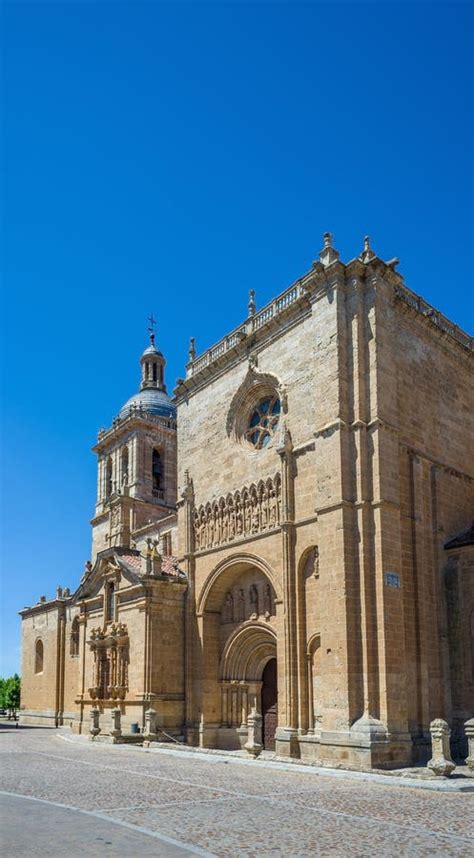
[384,572,401,589]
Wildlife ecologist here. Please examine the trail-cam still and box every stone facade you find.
[19,235,474,768]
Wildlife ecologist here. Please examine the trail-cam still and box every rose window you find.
[246,395,281,449]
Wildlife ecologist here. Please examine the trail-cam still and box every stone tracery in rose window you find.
[246,395,281,449]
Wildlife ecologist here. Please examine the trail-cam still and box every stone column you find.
[241,686,249,729]
[110,707,122,741]
[276,423,298,755]
[221,685,228,727]
[306,654,314,735]
[427,719,455,776]
[89,707,100,739]
[180,471,197,743]
[464,719,474,772]
[244,706,263,758]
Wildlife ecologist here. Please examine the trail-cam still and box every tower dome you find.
[118,325,176,420]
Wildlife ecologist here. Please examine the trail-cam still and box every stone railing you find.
[97,407,177,444]
[187,272,473,383]
[187,279,306,379]
[394,283,473,352]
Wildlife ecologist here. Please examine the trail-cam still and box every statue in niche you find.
[208,510,214,547]
[238,588,246,621]
[222,508,229,543]
[251,495,259,533]
[249,584,259,618]
[263,583,272,617]
[269,487,277,527]
[244,498,251,534]
[228,505,235,539]
[235,499,243,535]
[222,591,234,623]
[261,489,269,529]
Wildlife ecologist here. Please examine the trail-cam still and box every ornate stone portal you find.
[88,623,129,701]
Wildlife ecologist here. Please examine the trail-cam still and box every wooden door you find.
[261,658,277,751]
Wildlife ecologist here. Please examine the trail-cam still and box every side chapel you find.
[20,235,474,768]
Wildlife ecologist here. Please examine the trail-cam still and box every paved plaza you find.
[0,725,472,857]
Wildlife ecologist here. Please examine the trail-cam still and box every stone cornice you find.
[93,412,176,454]
[19,598,70,618]
[393,282,472,356]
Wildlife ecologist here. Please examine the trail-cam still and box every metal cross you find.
[148,314,157,337]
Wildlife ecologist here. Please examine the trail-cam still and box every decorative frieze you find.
[194,475,282,551]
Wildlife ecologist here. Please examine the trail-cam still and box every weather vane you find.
[148,314,157,345]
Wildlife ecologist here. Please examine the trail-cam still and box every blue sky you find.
[1,1,473,676]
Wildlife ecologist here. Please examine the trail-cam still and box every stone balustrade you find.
[186,279,307,380]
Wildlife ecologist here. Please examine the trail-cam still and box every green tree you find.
[0,675,21,719]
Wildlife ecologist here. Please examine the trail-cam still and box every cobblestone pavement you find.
[0,726,472,857]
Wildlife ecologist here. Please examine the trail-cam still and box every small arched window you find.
[106,456,113,497]
[35,639,44,674]
[152,449,163,495]
[121,446,129,486]
[70,617,80,657]
[105,581,115,623]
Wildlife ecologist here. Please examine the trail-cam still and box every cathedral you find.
[19,234,474,769]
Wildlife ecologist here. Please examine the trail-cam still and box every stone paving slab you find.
[1,728,472,857]
[59,728,474,793]
[0,792,210,856]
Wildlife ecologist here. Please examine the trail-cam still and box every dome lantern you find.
[117,317,176,421]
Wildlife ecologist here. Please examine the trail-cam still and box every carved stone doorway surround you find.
[219,621,277,749]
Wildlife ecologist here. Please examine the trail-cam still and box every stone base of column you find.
[184,722,199,746]
[317,726,412,770]
[275,727,300,758]
[198,720,220,749]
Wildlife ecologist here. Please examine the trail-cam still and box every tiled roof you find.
[120,552,185,579]
[444,523,474,550]
[121,552,143,571]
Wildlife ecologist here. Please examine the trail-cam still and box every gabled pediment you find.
[74,548,143,600]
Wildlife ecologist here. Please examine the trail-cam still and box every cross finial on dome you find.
[148,313,157,346]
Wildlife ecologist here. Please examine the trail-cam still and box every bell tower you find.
[91,321,177,559]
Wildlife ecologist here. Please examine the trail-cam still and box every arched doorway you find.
[197,555,281,751]
[262,657,277,750]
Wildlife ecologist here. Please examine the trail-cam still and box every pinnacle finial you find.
[360,235,376,263]
[148,313,157,346]
[248,289,256,318]
[319,231,340,267]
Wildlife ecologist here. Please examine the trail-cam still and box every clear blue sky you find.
[1,1,473,676]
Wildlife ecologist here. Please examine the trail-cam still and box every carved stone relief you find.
[194,475,281,551]
[220,578,275,625]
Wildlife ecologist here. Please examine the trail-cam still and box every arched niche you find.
[306,632,321,735]
[197,553,281,615]
[35,639,44,674]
